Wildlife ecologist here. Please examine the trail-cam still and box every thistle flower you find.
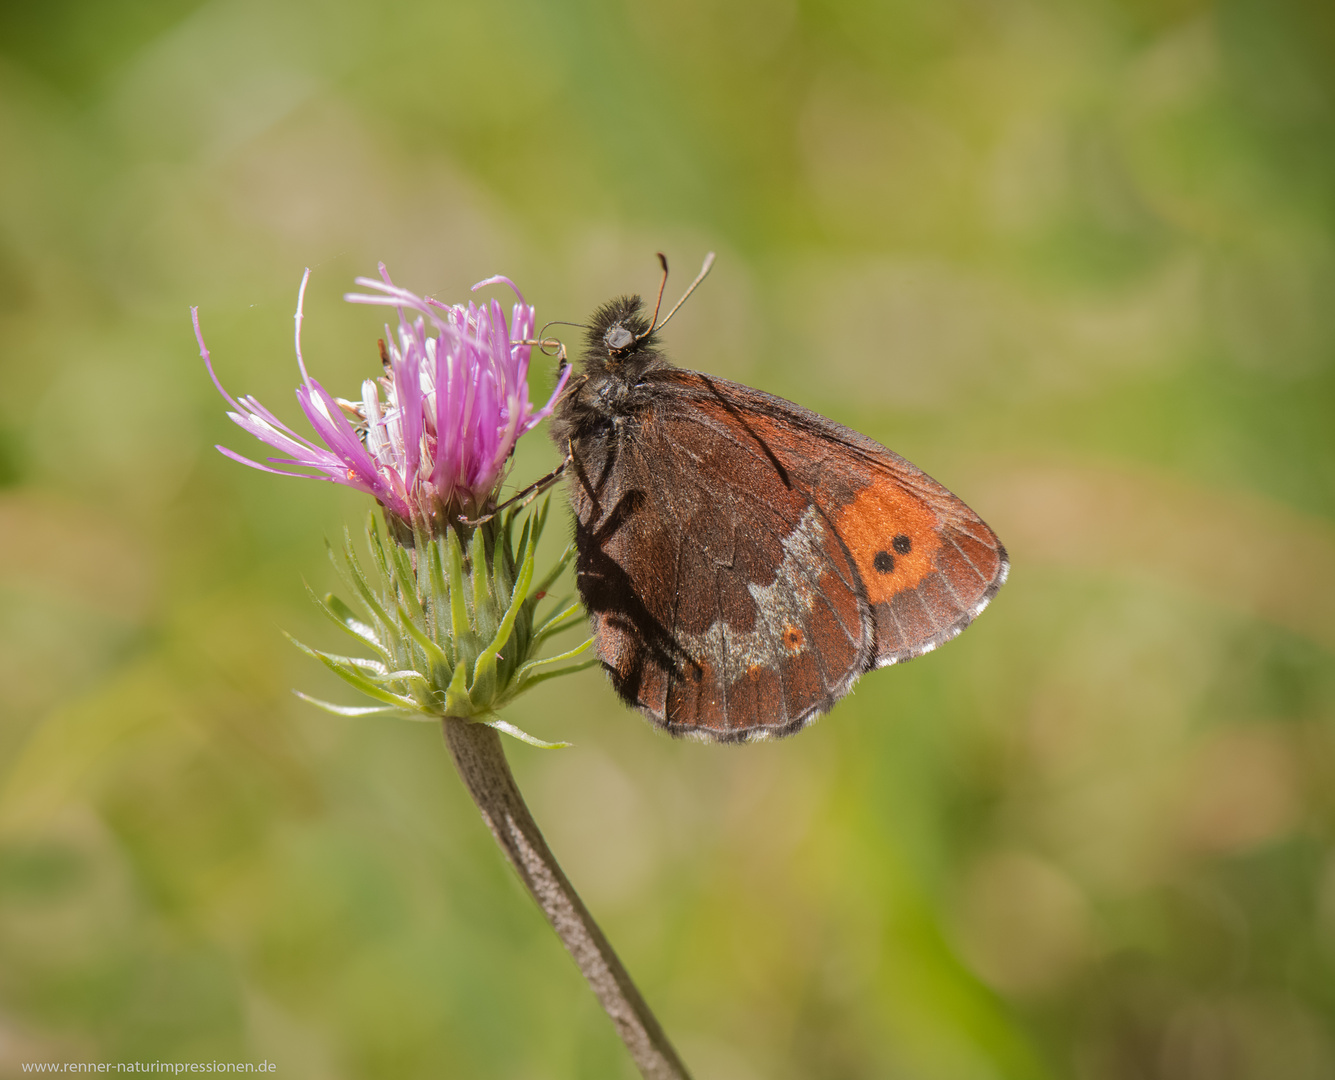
[190,268,591,737]
[192,266,569,529]
[190,266,690,1079]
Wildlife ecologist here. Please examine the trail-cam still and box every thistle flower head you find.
[193,266,569,528]
[192,266,589,741]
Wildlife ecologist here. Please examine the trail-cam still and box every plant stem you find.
[442,717,693,1080]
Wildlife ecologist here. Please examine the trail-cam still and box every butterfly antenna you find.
[540,319,590,336]
[534,320,588,359]
[644,252,670,336]
[650,251,716,336]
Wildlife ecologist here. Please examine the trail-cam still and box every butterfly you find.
[543,254,1008,742]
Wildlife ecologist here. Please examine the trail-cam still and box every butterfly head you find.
[581,295,665,382]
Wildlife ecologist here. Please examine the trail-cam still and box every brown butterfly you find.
[545,254,1008,742]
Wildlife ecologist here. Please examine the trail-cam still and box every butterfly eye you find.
[604,325,634,353]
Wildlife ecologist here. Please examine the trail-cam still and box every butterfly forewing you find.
[650,372,1008,680]
[568,378,874,740]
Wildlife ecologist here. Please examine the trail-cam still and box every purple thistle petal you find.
[215,445,329,479]
[472,372,501,486]
[292,269,316,386]
[198,266,558,526]
[472,274,525,306]
[193,308,245,414]
[529,361,572,427]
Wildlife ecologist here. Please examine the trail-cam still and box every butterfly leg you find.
[459,446,573,526]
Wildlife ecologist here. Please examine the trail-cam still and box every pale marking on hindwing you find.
[675,505,829,675]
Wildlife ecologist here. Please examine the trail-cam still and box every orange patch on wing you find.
[781,624,804,654]
[833,481,941,604]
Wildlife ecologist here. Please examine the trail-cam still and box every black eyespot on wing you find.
[873,551,894,573]
[892,534,912,554]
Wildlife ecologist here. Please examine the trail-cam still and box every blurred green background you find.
[3,0,1335,1076]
